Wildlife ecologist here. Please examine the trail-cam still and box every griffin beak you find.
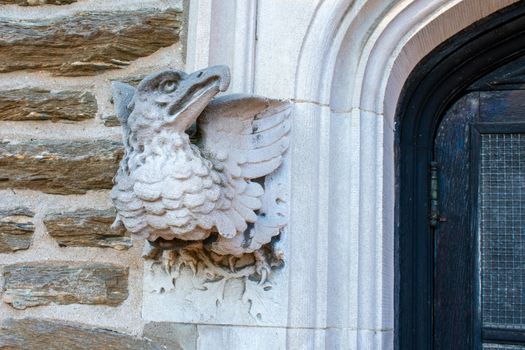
[197,65,230,92]
[167,65,230,129]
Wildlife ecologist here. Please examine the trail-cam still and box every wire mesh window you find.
[480,133,525,329]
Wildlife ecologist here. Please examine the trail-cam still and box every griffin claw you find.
[228,256,237,272]
[254,251,271,284]
[189,263,197,276]
[162,250,175,274]
[259,269,268,285]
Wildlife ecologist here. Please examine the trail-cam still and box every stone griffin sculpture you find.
[110,66,290,284]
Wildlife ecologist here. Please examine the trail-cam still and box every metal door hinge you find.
[429,161,445,227]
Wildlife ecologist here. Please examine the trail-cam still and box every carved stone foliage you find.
[111,65,290,316]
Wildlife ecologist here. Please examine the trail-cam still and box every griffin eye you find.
[161,80,178,93]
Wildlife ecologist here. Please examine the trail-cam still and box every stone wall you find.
[0,0,516,349]
[0,1,186,348]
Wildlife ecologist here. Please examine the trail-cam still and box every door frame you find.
[396,3,525,349]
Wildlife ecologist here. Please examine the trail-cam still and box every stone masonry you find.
[0,0,187,347]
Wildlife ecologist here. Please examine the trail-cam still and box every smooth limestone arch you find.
[294,0,519,348]
[180,1,519,349]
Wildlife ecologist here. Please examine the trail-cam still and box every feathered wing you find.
[197,94,291,256]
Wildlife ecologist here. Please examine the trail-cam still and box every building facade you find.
[0,0,524,349]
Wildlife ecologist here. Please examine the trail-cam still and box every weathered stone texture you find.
[104,75,146,127]
[112,76,145,88]
[0,208,34,253]
[1,262,128,309]
[0,88,96,122]
[0,319,165,350]
[0,0,76,5]
[0,9,182,76]
[102,115,121,127]
[44,208,131,250]
[0,140,123,194]
[143,322,197,350]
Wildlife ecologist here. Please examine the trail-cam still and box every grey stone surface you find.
[0,88,96,122]
[143,322,197,350]
[0,9,182,76]
[44,208,132,250]
[1,262,128,309]
[0,318,165,349]
[0,140,123,194]
[0,208,34,253]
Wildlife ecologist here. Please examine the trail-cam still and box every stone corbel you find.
[110,65,290,286]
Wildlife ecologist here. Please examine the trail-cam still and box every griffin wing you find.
[197,94,291,255]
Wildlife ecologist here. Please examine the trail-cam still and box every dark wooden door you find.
[434,90,525,349]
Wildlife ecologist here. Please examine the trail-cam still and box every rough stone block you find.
[0,208,34,253]
[102,115,121,127]
[0,88,96,122]
[0,318,165,350]
[44,208,131,250]
[0,140,123,194]
[1,262,128,309]
[0,9,182,76]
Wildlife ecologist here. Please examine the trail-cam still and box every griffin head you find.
[112,65,230,135]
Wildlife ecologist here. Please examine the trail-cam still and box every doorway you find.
[434,87,525,349]
[397,3,525,349]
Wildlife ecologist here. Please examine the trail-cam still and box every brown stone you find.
[102,115,121,127]
[0,319,165,350]
[112,75,146,87]
[44,208,132,250]
[1,262,128,309]
[0,140,123,194]
[0,88,96,122]
[0,208,34,253]
[0,9,182,76]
